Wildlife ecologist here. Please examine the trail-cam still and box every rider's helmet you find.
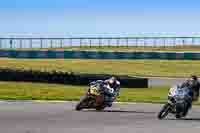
[107,77,117,88]
[188,75,198,85]
[191,75,198,81]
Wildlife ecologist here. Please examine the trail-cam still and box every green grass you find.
[0,81,84,101]
[0,81,168,103]
[0,81,199,104]
[4,45,200,52]
[1,58,200,77]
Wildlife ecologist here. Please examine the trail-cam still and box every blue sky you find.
[0,0,200,37]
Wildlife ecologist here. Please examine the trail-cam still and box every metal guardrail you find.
[0,37,200,49]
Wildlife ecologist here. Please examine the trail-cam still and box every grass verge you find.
[0,58,200,78]
[0,81,200,105]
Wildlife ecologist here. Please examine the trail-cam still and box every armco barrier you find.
[0,68,148,88]
[0,50,200,60]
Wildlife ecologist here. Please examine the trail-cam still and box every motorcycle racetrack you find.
[1,101,200,133]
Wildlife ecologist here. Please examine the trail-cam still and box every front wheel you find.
[75,96,88,111]
[158,103,171,120]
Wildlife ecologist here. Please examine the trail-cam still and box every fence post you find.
[163,38,166,48]
[30,39,32,48]
[108,39,111,47]
[182,39,185,46]
[173,38,176,47]
[153,38,157,47]
[99,38,101,48]
[192,38,194,45]
[20,39,23,49]
[126,38,129,47]
[116,38,120,47]
[80,39,82,48]
[89,39,92,48]
[60,39,63,48]
[50,40,53,48]
[69,38,72,47]
[135,38,138,47]
[0,39,2,49]
[10,39,13,49]
[143,38,145,47]
[40,39,43,48]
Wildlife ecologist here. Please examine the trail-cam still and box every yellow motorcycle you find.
[75,80,114,111]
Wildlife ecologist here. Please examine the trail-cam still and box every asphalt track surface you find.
[1,101,200,133]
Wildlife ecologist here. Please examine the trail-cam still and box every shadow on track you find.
[182,118,200,121]
[81,109,155,114]
[164,118,200,121]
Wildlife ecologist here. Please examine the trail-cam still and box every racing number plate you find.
[90,86,99,95]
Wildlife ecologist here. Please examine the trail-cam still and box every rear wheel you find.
[95,106,105,111]
[158,103,171,120]
[175,114,181,119]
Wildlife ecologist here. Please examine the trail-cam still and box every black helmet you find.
[187,75,198,86]
[191,75,198,81]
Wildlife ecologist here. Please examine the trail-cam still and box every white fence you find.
[0,37,200,49]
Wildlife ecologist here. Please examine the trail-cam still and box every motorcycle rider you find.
[180,75,200,101]
[90,77,120,107]
[102,77,121,107]
[180,75,200,115]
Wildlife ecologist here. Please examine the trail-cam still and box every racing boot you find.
[104,96,113,107]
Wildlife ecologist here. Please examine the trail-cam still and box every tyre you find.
[158,103,171,120]
[75,96,88,111]
[95,106,105,111]
[175,103,183,119]
[175,114,181,119]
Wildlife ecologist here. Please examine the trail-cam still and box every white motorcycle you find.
[158,85,192,119]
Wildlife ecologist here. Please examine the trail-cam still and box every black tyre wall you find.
[0,68,148,88]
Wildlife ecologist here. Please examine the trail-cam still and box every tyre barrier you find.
[75,74,148,88]
[0,68,148,88]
